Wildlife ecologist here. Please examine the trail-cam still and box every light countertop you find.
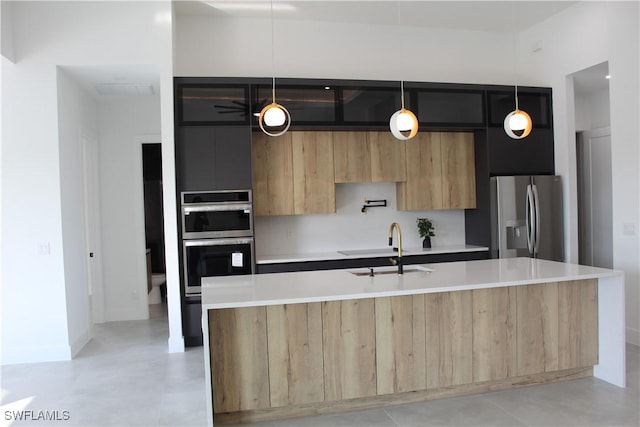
[256,244,488,264]
[201,257,621,310]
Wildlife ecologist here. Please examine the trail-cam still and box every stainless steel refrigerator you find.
[490,175,564,261]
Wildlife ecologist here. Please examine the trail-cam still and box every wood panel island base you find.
[201,258,626,426]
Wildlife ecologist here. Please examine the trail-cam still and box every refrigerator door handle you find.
[533,184,541,256]
[526,184,535,255]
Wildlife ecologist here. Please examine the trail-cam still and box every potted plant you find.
[416,218,436,248]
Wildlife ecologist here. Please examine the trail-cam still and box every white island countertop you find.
[256,244,488,264]
[201,257,621,310]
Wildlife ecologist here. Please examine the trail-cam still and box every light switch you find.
[622,223,637,236]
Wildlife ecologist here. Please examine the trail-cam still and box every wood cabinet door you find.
[441,132,476,209]
[333,131,371,183]
[472,287,517,382]
[252,132,294,216]
[209,307,270,412]
[375,295,426,394]
[267,303,325,407]
[516,282,559,376]
[397,132,443,210]
[558,279,598,370]
[369,131,406,182]
[323,299,377,401]
[292,131,336,214]
[425,291,473,388]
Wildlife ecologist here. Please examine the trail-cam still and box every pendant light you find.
[389,2,418,141]
[390,80,418,140]
[258,0,290,137]
[504,4,532,140]
[503,85,532,139]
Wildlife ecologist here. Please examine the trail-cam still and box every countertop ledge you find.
[256,244,488,264]
[201,257,622,310]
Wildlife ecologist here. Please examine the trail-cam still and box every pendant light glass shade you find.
[259,100,291,137]
[390,82,418,140]
[504,89,532,139]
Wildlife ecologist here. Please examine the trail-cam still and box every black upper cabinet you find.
[415,90,485,128]
[177,126,252,191]
[486,127,555,176]
[252,84,338,126]
[487,90,551,129]
[341,86,406,125]
[177,84,250,125]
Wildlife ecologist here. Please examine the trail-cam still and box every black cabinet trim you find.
[256,251,489,274]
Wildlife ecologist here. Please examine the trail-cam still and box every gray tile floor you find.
[1,303,638,427]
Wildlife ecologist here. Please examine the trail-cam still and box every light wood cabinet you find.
[369,131,406,182]
[558,279,598,369]
[333,132,372,183]
[397,131,476,211]
[266,303,324,407]
[425,291,473,388]
[397,132,444,210]
[322,299,377,401]
[252,132,294,215]
[375,295,426,394]
[516,282,559,375]
[333,131,406,183]
[209,280,599,420]
[292,132,336,214]
[253,131,335,215]
[441,132,476,209]
[472,287,517,382]
[210,306,270,412]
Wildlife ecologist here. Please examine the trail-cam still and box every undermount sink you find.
[348,265,433,276]
[337,248,410,256]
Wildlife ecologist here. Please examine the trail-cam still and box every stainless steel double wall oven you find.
[181,190,255,296]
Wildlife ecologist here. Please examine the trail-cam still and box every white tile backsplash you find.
[254,182,466,256]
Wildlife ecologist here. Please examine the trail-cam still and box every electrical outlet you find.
[286,228,294,240]
[37,242,51,256]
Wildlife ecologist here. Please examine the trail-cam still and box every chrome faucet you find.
[388,222,403,275]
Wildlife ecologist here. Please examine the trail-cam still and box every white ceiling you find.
[174,1,578,33]
[69,1,597,100]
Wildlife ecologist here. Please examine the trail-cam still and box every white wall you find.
[256,183,465,257]
[576,88,612,131]
[98,98,160,321]
[56,68,98,355]
[517,1,639,344]
[1,1,181,364]
[175,15,515,84]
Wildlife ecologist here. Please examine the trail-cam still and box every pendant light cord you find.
[511,2,519,111]
[396,1,405,110]
[270,0,276,103]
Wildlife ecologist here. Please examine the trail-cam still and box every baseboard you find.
[69,327,91,358]
[626,327,639,346]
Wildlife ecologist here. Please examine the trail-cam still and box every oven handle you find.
[183,203,252,214]
[183,237,254,247]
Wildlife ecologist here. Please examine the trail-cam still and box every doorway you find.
[142,143,167,316]
[573,62,613,268]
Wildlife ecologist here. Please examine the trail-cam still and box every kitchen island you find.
[201,258,625,425]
